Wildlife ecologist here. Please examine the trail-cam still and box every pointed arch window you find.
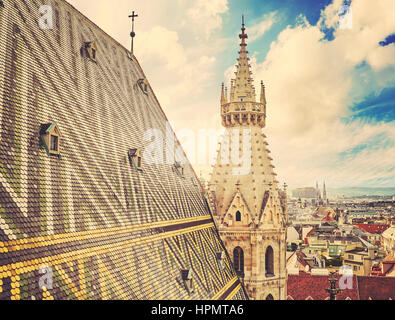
[266,294,274,300]
[233,247,244,278]
[265,246,274,277]
[235,210,242,222]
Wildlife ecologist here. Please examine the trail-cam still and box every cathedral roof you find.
[0,0,247,300]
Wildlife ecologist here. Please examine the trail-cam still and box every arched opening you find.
[233,247,244,278]
[266,294,274,300]
[265,246,274,276]
[235,210,241,222]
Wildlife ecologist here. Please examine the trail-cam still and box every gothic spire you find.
[221,83,227,105]
[323,181,327,201]
[232,15,255,103]
[220,15,266,128]
[260,81,266,105]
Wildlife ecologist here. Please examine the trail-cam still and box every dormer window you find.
[217,251,226,270]
[180,269,194,294]
[50,135,58,152]
[84,41,97,62]
[40,122,61,157]
[137,78,149,95]
[174,161,185,177]
[128,148,143,171]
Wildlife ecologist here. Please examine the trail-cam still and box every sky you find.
[67,0,395,190]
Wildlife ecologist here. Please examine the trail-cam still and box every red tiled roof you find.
[296,251,308,267]
[305,229,315,239]
[287,272,395,300]
[383,263,394,276]
[354,224,390,234]
[322,211,335,221]
[383,252,395,263]
[287,272,359,300]
[357,276,395,300]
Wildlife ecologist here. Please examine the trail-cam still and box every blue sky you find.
[70,0,395,190]
[217,0,395,189]
[223,0,334,60]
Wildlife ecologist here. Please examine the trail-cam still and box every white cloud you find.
[187,0,229,39]
[137,25,217,116]
[246,0,395,188]
[66,0,395,189]
[248,12,277,42]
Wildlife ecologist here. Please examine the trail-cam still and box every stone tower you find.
[323,181,328,204]
[208,17,288,300]
[316,181,322,206]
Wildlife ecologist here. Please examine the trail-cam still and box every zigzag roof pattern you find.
[0,0,247,300]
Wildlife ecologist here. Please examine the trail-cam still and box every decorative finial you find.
[239,15,248,45]
[221,83,227,105]
[128,11,139,55]
[325,271,342,300]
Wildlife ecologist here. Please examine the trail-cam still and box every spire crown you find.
[220,15,267,128]
[239,15,248,45]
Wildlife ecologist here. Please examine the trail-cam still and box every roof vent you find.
[180,269,194,294]
[174,161,185,177]
[217,251,226,270]
[39,122,61,158]
[137,78,149,95]
[84,41,97,62]
[128,148,143,171]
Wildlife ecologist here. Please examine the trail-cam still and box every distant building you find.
[328,244,347,257]
[382,227,395,255]
[322,181,328,204]
[354,224,390,246]
[381,253,395,277]
[371,252,395,277]
[343,247,376,276]
[287,251,309,275]
[287,226,300,243]
[292,187,316,199]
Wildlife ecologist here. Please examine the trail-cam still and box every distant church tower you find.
[316,181,323,206]
[208,17,288,300]
[323,181,328,204]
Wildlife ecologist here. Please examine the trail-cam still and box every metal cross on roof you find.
[128,11,138,55]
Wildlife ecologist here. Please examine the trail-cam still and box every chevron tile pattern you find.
[0,0,247,300]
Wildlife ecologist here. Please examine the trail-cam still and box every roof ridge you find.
[59,0,131,55]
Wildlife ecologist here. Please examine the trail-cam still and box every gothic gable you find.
[222,190,252,227]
